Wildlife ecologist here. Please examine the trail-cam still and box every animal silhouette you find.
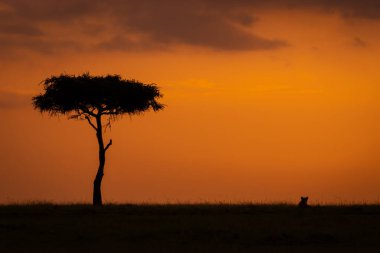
[298,196,309,208]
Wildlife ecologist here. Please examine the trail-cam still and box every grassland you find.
[1,204,380,252]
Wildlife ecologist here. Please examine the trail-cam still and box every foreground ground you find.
[1,204,380,252]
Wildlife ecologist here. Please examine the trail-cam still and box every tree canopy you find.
[32,73,164,120]
[32,73,164,205]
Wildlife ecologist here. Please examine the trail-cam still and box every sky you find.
[1,0,380,204]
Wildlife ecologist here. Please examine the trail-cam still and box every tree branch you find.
[85,115,97,131]
[102,109,121,115]
[80,106,97,117]
[105,139,112,151]
[104,117,112,132]
[69,114,81,119]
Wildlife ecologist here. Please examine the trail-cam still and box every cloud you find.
[210,0,380,19]
[105,1,287,51]
[0,0,379,55]
[325,0,380,19]
[0,0,288,54]
[0,23,43,36]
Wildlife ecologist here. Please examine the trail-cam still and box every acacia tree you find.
[33,73,164,206]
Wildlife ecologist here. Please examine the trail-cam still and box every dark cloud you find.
[98,4,286,52]
[0,0,379,55]
[0,23,43,36]
[0,0,287,54]
[208,0,380,19]
[0,35,84,57]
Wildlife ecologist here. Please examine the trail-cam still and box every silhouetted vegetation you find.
[32,74,164,205]
[1,204,380,252]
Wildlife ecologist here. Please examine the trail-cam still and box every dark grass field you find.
[1,204,380,252]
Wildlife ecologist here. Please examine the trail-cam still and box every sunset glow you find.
[1,0,380,204]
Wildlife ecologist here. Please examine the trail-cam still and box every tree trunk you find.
[93,115,105,206]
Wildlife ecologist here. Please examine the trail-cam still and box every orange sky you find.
[1,1,380,204]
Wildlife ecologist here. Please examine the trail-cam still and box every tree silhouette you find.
[32,73,164,205]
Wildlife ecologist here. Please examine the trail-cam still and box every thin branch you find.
[69,114,81,119]
[89,107,96,114]
[102,109,120,115]
[105,139,112,151]
[85,115,97,131]
[104,117,112,132]
[80,106,96,117]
